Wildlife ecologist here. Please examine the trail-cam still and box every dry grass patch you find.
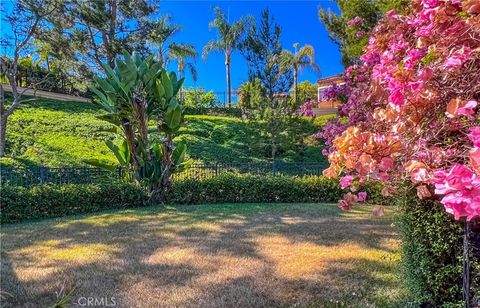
[1,203,405,307]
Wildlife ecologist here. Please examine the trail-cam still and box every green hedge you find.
[184,106,242,118]
[1,182,147,224]
[398,193,480,307]
[1,174,386,224]
[166,174,344,204]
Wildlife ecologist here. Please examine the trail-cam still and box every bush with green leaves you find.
[168,174,342,204]
[86,52,190,202]
[1,173,388,224]
[182,87,218,108]
[1,182,147,224]
[397,192,480,306]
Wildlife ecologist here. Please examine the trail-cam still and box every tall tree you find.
[319,0,409,66]
[203,7,253,108]
[142,15,182,67]
[0,0,62,157]
[240,9,294,160]
[61,0,159,69]
[280,43,319,103]
[168,43,197,100]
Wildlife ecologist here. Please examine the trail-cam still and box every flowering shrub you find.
[299,99,317,117]
[321,0,480,221]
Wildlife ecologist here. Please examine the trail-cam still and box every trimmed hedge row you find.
[398,192,480,307]
[1,174,388,224]
[1,182,146,224]
[184,106,242,118]
[166,174,343,204]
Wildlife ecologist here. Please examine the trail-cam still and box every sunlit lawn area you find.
[1,203,405,307]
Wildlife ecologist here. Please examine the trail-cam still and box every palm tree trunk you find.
[178,63,183,102]
[225,53,231,108]
[158,44,163,65]
[293,68,298,104]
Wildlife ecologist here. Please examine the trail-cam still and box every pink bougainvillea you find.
[319,0,480,220]
[347,16,364,27]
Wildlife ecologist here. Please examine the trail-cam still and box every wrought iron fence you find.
[1,162,328,187]
[0,167,116,187]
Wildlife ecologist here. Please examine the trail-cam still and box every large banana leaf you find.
[105,140,129,166]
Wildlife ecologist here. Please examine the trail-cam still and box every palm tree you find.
[280,43,320,103]
[168,43,198,100]
[145,15,182,67]
[203,7,253,108]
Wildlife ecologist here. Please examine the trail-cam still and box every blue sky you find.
[1,0,344,93]
[161,0,344,92]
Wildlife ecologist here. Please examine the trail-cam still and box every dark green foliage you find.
[295,81,319,104]
[182,87,217,108]
[183,106,242,118]
[1,182,147,224]
[397,192,480,307]
[167,174,342,204]
[1,173,387,224]
[167,173,385,205]
[239,10,297,160]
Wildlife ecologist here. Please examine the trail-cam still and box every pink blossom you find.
[422,0,440,8]
[357,191,367,202]
[340,175,354,189]
[385,10,397,18]
[356,30,366,38]
[470,147,480,175]
[432,164,480,220]
[443,47,472,69]
[431,164,475,195]
[468,127,480,147]
[388,89,405,107]
[347,16,363,27]
[338,199,351,211]
[379,157,394,171]
[457,100,478,118]
[411,167,430,183]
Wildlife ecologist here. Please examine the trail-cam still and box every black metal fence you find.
[1,162,328,187]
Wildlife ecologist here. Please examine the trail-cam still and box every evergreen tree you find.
[240,9,295,160]
[319,0,409,66]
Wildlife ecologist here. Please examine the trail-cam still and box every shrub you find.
[182,87,218,108]
[166,173,385,205]
[184,106,242,118]
[1,182,147,224]
[1,174,385,224]
[398,193,480,307]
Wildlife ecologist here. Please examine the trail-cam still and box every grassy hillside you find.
[1,98,331,168]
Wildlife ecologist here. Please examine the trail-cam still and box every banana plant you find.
[85,51,190,203]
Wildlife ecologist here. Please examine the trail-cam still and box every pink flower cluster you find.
[347,16,364,27]
[432,163,480,221]
[319,0,480,220]
[299,99,317,117]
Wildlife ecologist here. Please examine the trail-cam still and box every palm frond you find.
[297,45,315,61]
[168,43,197,61]
[202,39,223,60]
[279,50,294,73]
[185,62,198,82]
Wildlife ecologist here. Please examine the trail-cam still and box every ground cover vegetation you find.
[0,97,330,168]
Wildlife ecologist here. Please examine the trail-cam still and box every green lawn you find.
[1,203,406,307]
[1,98,331,168]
